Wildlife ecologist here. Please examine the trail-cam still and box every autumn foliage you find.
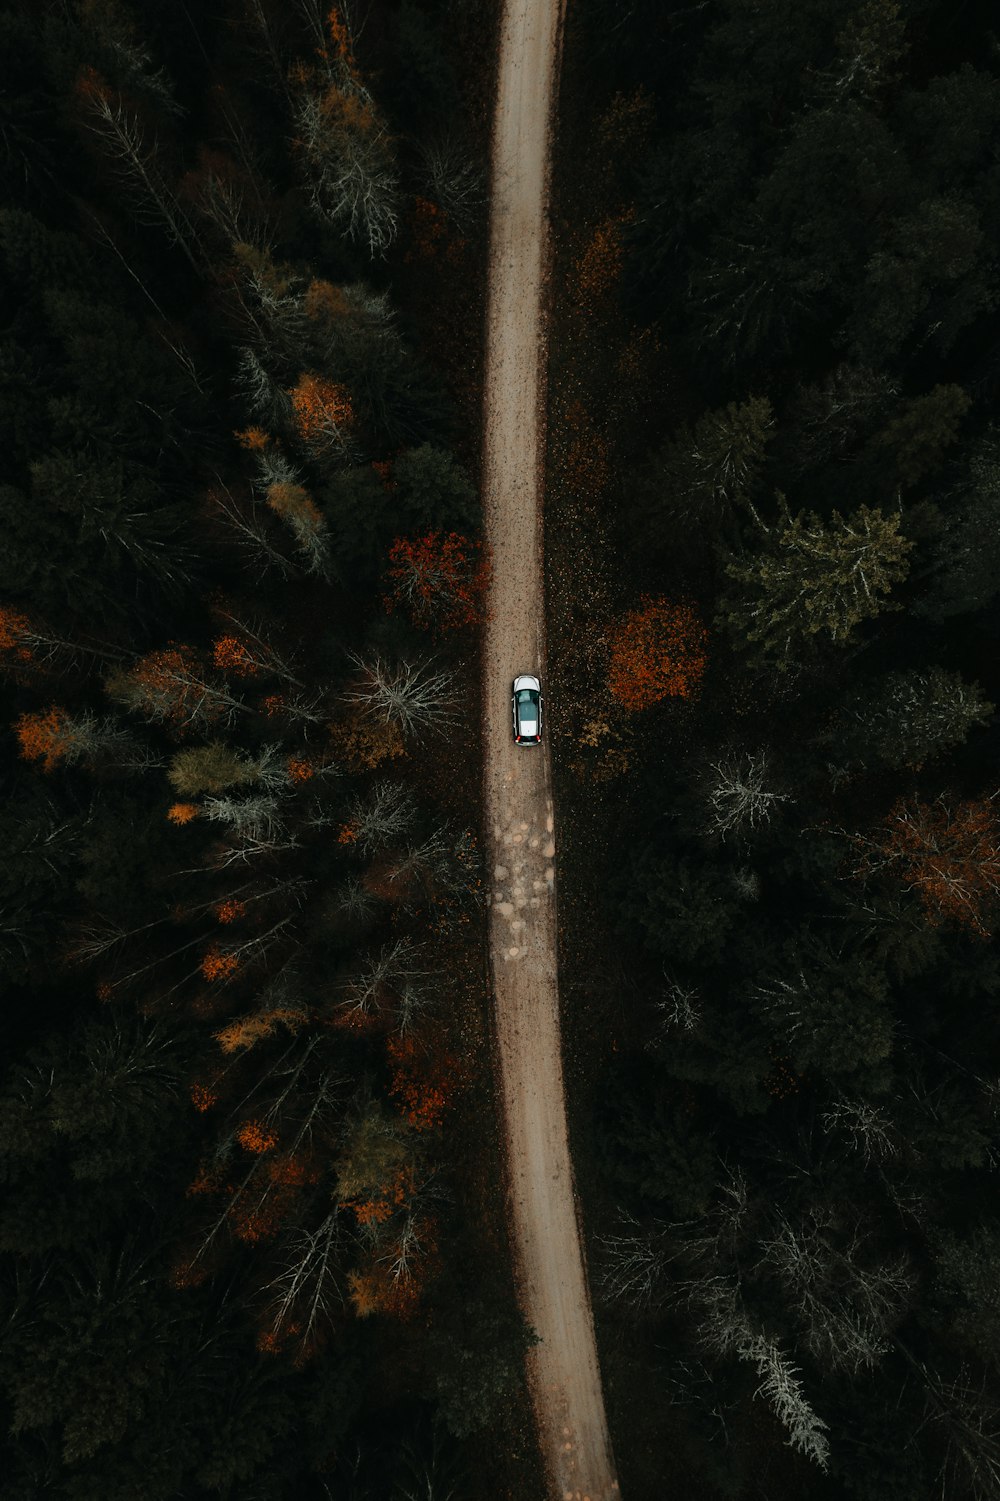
[347,1259,421,1319]
[213,1005,309,1053]
[0,605,33,664]
[109,646,224,731]
[856,794,1000,937]
[572,212,634,306]
[201,945,240,982]
[386,1029,457,1132]
[608,596,708,709]
[289,373,354,449]
[236,1119,278,1154]
[213,634,260,677]
[188,1150,318,1245]
[15,707,71,771]
[383,531,490,635]
[231,1153,319,1244]
[343,1163,413,1227]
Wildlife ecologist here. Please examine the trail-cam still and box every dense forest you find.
[547,0,1000,1497]
[6,0,1000,1498]
[0,2,540,1497]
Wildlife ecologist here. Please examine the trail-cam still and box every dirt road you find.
[481,2,620,1498]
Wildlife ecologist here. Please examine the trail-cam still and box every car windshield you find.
[517,689,536,703]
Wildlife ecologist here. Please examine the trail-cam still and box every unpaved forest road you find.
[481,2,619,1498]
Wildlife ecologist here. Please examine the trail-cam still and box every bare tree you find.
[190,166,268,251]
[265,481,335,580]
[655,973,702,1035]
[216,916,296,974]
[755,1210,914,1374]
[106,651,247,734]
[697,1278,831,1470]
[241,0,295,106]
[331,876,377,927]
[418,132,485,230]
[206,478,296,581]
[342,653,457,741]
[214,609,309,690]
[264,1212,345,1346]
[80,0,184,117]
[394,976,437,1036]
[202,794,286,843]
[821,1095,898,1165]
[292,0,330,54]
[41,710,162,774]
[235,347,293,426]
[208,829,300,870]
[192,1044,342,1263]
[600,1210,676,1309]
[702,750,790,840]
[78,76,201,267]
[348,780,418,854]
[385,828,453,906]
[295,80,399,256]
[337,937,427,1023]
[909,1355,1000,1501]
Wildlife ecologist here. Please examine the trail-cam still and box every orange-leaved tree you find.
[853,793,1000,938]
[383,531,490,635]
[289,372,354,454]
[107,645,244,733]
[386,1026,459,1133]
[0,605,34,668]
[15,708,73,772]
[608,596,708,710]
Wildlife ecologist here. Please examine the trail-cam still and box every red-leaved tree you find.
[383,531,490,635]
[854,793,1000,937]
[608,596,708,710]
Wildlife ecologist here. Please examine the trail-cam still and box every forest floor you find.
[480,1,619,1498]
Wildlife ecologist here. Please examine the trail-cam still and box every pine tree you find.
[636,396,774,542]
[720,498,912,669]
[828,666,993,770]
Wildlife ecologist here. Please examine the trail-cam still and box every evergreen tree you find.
[633,396,774,543]
[827,665,993,770]
[719,497,912,669]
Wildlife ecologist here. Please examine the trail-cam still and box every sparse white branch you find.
[703,750,790,839]
[343,653,457,741]
[79,83,200,267]
[338,937,427,1020]
[348,780,418,854]
[820,1096,898,1164]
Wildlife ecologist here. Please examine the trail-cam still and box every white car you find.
[512,675,543,745]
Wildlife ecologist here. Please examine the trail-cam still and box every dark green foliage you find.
[428,1294,537,1439]
[750,932,895,1084]
[391,443,479,531]
[0,778,84,984]
[631,396,773,548]
[718,498,913,670]
[872,383,971,489]
[576,2,1000,1493]
[822,665,993,770]
[390,2,462,129]
[931,1222,1000,1360]
[916,425,1000,619]
[0,5,490,1496]
[612,843,742,966]
[597,1060,717,1215]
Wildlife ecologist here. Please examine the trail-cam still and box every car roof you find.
[513,674,540,691]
